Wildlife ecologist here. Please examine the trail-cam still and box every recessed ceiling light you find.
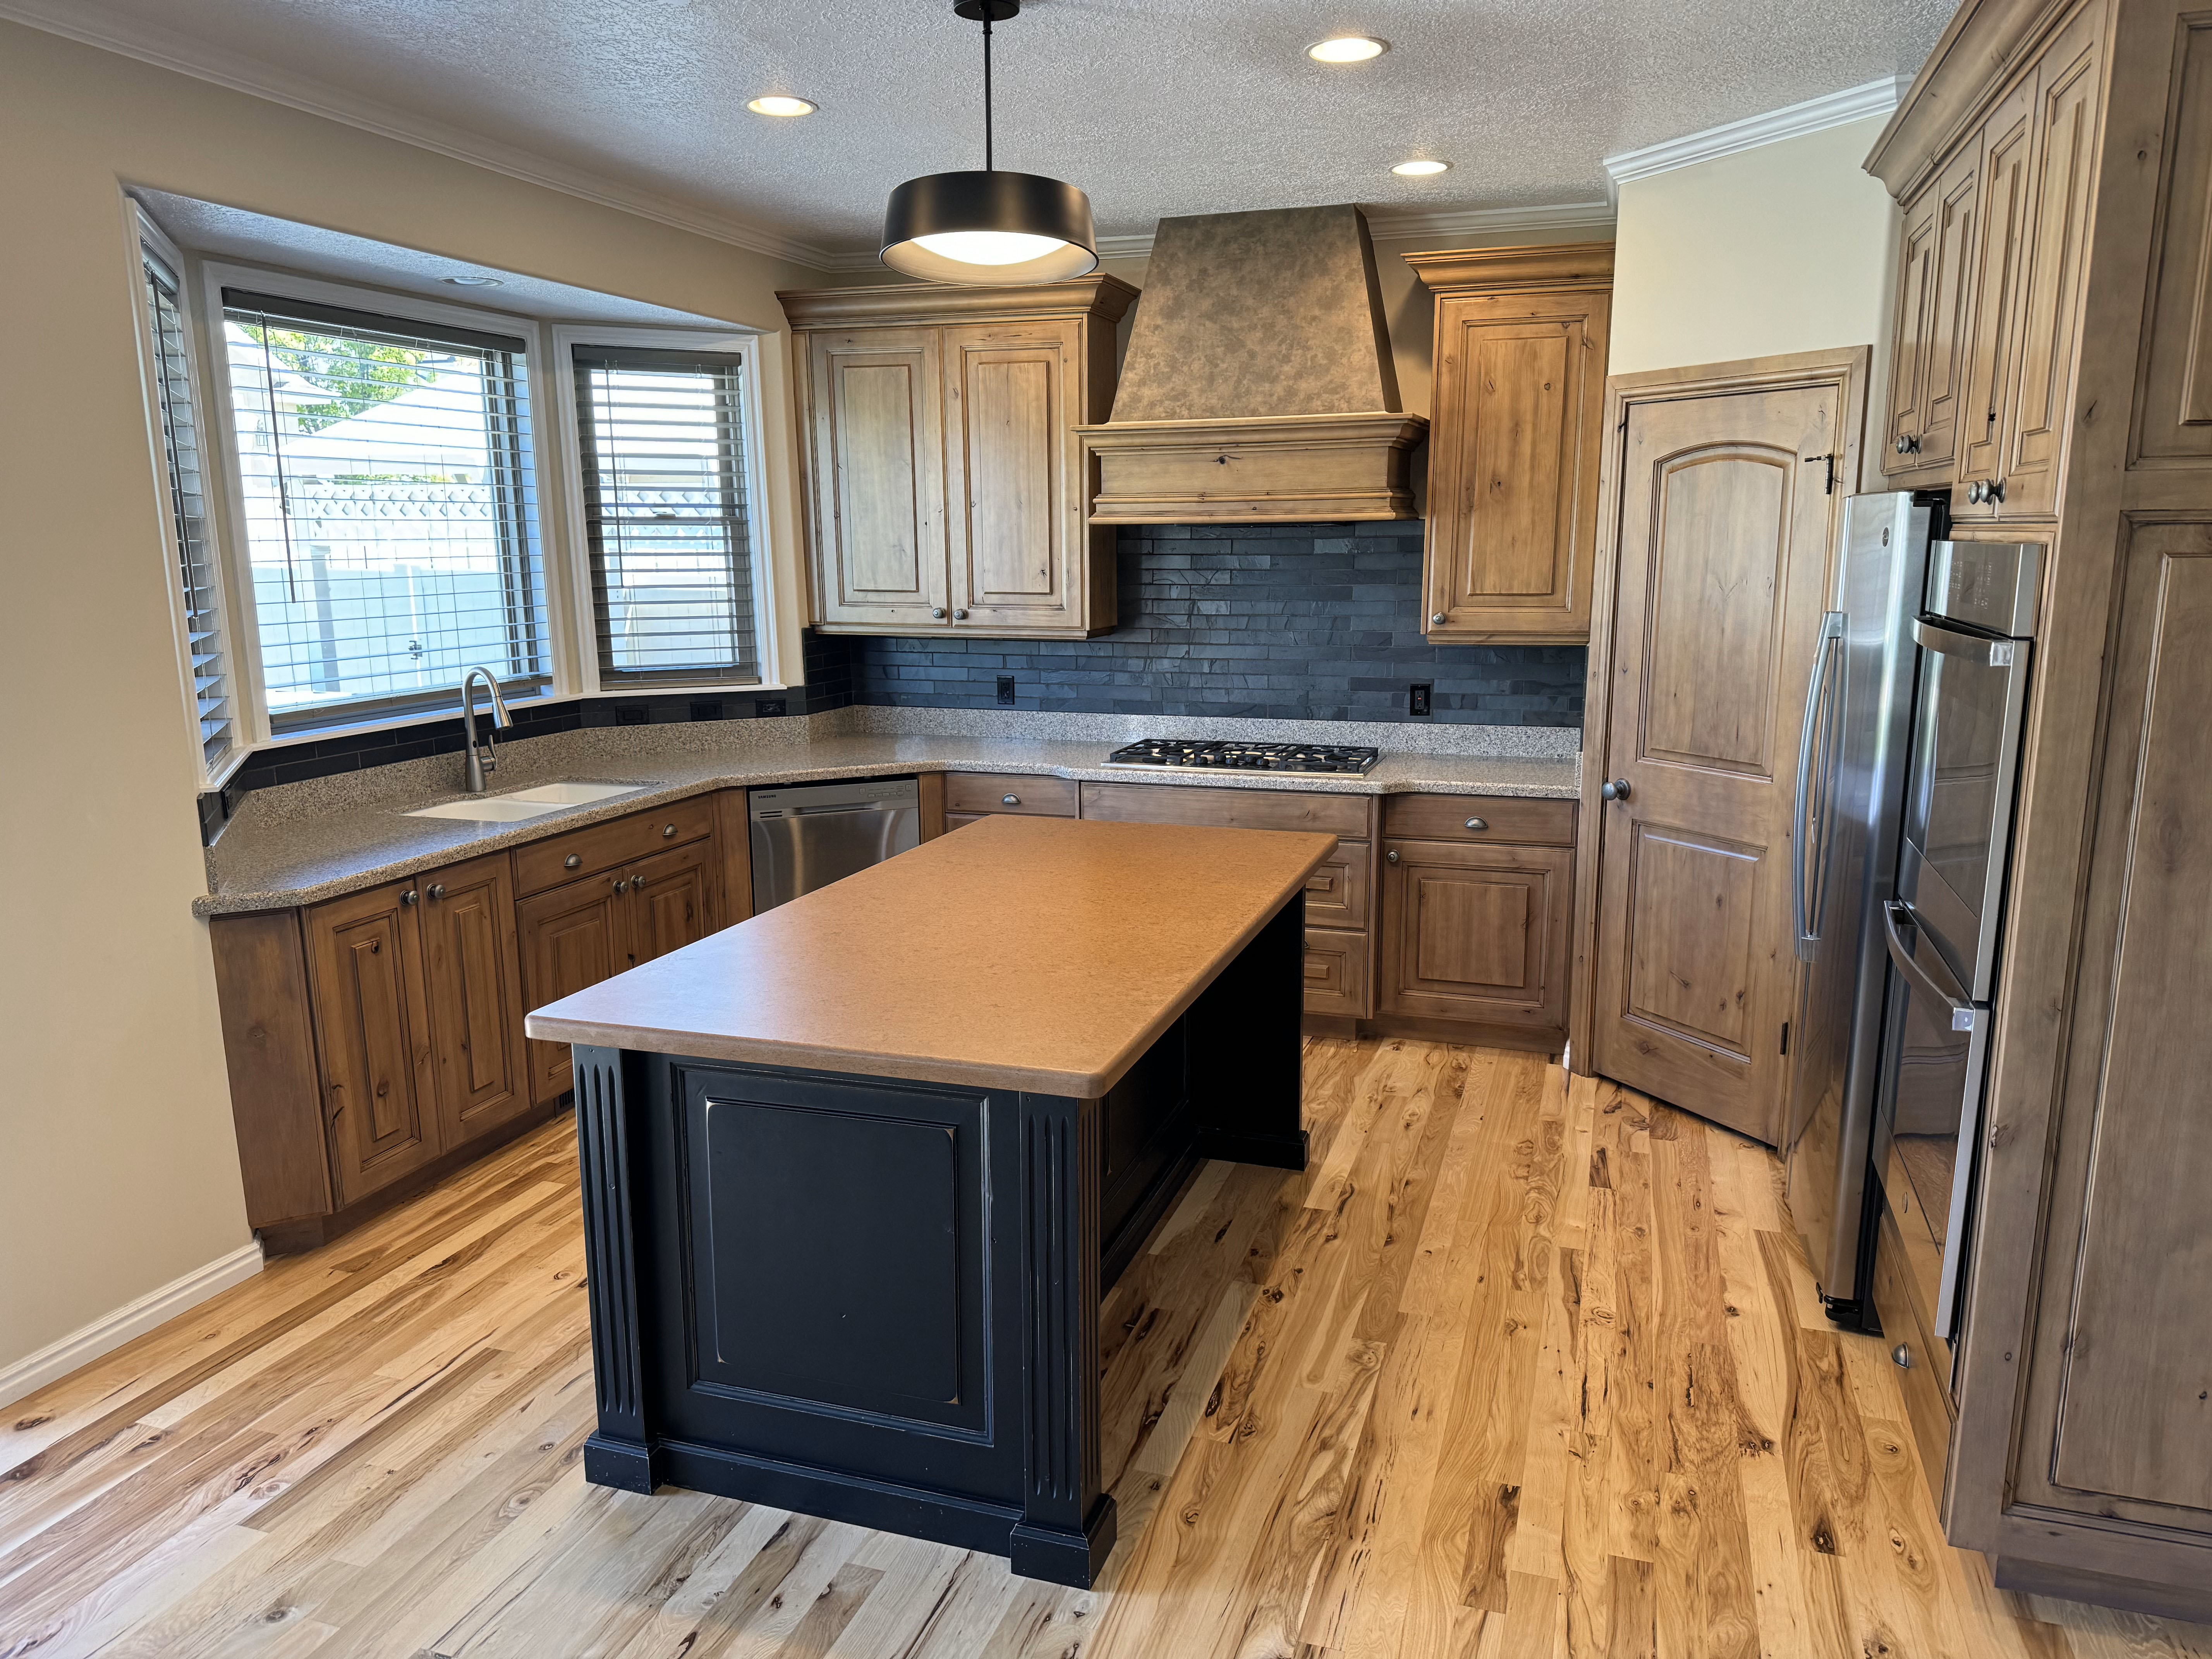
[442,275,504,287]
[1308,35,1386,63]
[1391,159,1450,176]
[747,94,817,117]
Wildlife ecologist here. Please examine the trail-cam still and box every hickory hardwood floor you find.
[4,1038,2207,1659]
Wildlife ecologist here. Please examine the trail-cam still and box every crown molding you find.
[809,200,1619,271]
[1601,75,1911,202]
[0,0,847,270]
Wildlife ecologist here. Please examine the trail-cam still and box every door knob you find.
[1601,778,1631,802]
[1386,849,1401,864]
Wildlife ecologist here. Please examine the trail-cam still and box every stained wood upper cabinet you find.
[1884,142,1981,479]
[783,280,1137,638]
[1403,245,1613,643]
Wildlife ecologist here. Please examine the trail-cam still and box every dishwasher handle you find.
[1882,900,1981,1034]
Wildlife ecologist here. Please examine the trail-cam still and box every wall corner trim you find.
[0,1240,264,1411]
[1601,76,1911,202]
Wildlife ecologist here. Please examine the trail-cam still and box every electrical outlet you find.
[689,699,724,721]
[1408,682,1433,717]
[615,705,650,726]
[754,696,788,717]
[996,675,1017,706]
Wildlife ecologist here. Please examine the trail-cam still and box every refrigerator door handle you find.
[1793,611,1848,962]
[1881,900,1981,1034]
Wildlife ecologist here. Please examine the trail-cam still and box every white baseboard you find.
[0,1240,264,1412]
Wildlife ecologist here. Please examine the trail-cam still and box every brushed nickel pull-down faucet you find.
[459,666,512,793]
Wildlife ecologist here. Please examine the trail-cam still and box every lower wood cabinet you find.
[1301,926,1370,1017]
[211,796,736,1253]
[1378,839,1572,1034]
[516,830,722,1105]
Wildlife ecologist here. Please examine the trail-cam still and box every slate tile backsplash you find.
[818,523,1585,727]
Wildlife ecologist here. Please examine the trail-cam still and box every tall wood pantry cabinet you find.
[780,277,1138,638]
[1402,244,1614,643]
[1862,0,2212,1618]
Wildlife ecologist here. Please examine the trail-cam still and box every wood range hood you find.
[1076,205,1426,523]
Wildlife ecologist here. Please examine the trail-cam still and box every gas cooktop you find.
[1103,739,1381,776]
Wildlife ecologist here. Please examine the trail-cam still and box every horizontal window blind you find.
[574,345,761,687]
[143,250,235,775]
[222,289,548,732]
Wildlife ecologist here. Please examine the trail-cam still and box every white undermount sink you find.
[404,780,647,822]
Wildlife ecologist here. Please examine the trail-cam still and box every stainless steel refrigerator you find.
[1780,491,1937,1328]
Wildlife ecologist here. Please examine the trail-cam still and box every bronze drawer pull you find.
[1464,817,1487,831]
[662,823,678,839]
[1002,794,1020,806]
[565,853,582,869]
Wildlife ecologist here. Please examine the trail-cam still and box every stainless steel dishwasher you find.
[749,778,921,912]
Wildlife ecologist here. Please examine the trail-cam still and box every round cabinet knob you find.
[612,877,629,894]
[1430,612,1448,626]
[930,607,947,620]
[952,608,969,620]
[400,889,419,906]
[1601,778,1632,802]
[564,853,582,870]
[1966,480,1984,504]
[1894,433,1920,455]
[632,872,648,890]
[662,823,677,839]
[1001,794,1020,806]
[427,883,445,900]
[1386,849,1401,864]
[1986,477,2006,504]
[1892,1343,1913,1370]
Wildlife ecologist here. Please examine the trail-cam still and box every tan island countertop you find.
[524,812,1334,1098]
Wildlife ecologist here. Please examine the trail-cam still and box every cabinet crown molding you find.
[778,275,1140,330]
[1403,243,1616,293]
[1864,0,2082,193]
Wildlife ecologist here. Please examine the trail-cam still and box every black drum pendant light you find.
[881,0,1098,285]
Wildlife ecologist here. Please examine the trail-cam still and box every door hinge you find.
[1780,1020,1791,1056]
[1803,453,1837,494]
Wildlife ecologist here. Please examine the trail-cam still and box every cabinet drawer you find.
[1874,1205,1955,1507]
[1304,926,1369,1018]
[945,772,1078,817]
[1304,840,1371,927]
[1079,781,1370,838]
[1383,793,1576,847]
[515,798,714,896]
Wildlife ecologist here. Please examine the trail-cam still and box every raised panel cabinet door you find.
[623,838,720,968]
[1302,926,1370,1018]
[1591,379,1846,1144]
[1958,76,2037,503]
[1884,182,1943,471]
[516,876,623,1106]
[1425,291,1609,640]
[2037,529,2212,1520]
[1381,840,1570,1030]
[1886,145,1982,479]
[1997,8,2103,519]
[304,881,442,1204]
[418,853,531,1149]
[945,320,1083,631]
[2130,15,2212,461]
[806,327,949,630]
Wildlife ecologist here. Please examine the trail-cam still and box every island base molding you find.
[568,895,1308,1587]
[1990,1554,2212,1626]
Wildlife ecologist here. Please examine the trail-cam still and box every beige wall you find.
[0,20,830,1374]
[1608,115,1899,379]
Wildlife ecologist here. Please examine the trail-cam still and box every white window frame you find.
[191,259,575,750]
[548,323,790,697]
[128,206,248,788]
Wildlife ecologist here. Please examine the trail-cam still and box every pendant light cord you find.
[981,7,994,171]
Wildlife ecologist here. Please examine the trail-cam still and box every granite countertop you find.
[526,814,1335,1096]
[195,708,1582,917]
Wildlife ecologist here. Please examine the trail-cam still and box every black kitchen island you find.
[525,814,1333,1588]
